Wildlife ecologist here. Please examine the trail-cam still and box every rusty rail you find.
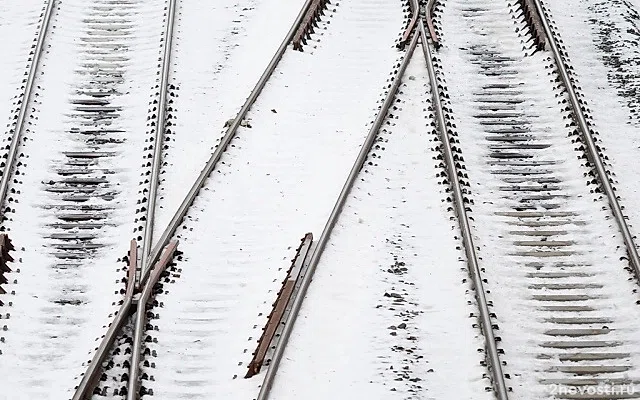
[127,239,178,400]
[425,0,439,45]
[398,4,419,48]
[255,25,421,400]
[0,234,14,304]
[127,239,138,293]
[292,0,330,51]
[516,0,546,50]
[246,233,313,378]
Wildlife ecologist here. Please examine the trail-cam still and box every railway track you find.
[256,7,493,399]
[106,0,640,397]
[0,0,170,398]
[539,0,640,311]
[70,0,179,398]
[2,0,640,398]
[0,0,54,218]
[0,0,51,304]
[431,0,640,397]
[69,0,353,398]
[140,0,407,398]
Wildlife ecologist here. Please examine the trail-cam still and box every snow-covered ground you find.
[437,0,640,398]
[0,0,44,180]
[150,0,306,237]
[540,0,640,278]
[140,0,414,398]
[0,0,167,398]
[267,50,491,400]
[2,0,640,398]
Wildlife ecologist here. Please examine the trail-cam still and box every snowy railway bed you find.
[264,16,493,400]
[71,0,180,397]
[2,0,640,399]
[433,0,640,397]
[69,0,405,398]
[0,0,179,398]
[0,0,54,215]
[539,0,640,324]
[135,0,408,398]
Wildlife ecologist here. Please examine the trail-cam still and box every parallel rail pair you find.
[0,0,179,397]
[0,0,180,397]
[415,0,640,399]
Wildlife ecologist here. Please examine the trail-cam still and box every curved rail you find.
[425,0,439,44]
[72,0,178,396]
[255,25,421,400]
[416,16,509,399]
[0,0,55,216]
[130,2,179,396]
[532,0,640,280]
[140,0,178,271]
[398,5,419,47]
[142,0,321,277]
[127,240,178,400]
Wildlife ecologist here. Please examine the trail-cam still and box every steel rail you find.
[532,0,640,279]
[72,240,138,400]
[292,0,328,50]
[0,0,55,216]
[255,29,421,400]
[425,0,439,44]
[417,15,509,399]
[245,233,313,378]
[140,0,178,273]
[399,5,419,47]
[142,0,320,279]
[127,240,178,400]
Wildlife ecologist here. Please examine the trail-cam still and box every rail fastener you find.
[515,0,546,51]
[414,0,510,395]
[0,0,55,218]
[0,234,15,304]
[245,233,313,378]
[292,0,331,51]
[71,240,178,400]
